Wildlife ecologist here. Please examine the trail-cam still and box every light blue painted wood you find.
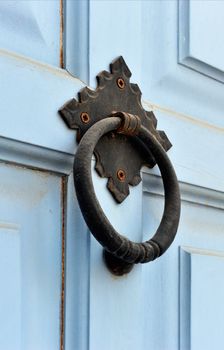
[0,0,61,66]
[88,0,142,89]
[0,162,62,350]
[74,0,224,126]
[179,0,224,82]
[0,222,21,350]
[65,175,90,350]
[0,49,83,153]
[142,181,224,350]
[180,248,224,350]
[65,0,89,82]
[1,60,224,195]
[140,0,224,127]
[88,163,144,350]
[142,172,224,211]
[189,0,224,71]
[1,44,223,195]
[143,108,224,193]
[0,1,224,349]
[141,191,179,350]
[191,251,224,350]
[0,136,74,176]
[179,248,191,350]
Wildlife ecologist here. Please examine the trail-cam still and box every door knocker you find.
[59,57,181,275]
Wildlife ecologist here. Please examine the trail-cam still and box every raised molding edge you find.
[0,136,74,175]
[178,0,224,83]
[1,135,223,210]
[179,246,224,349]
[1,135,223,211]
[64,0,89,82]
[179,247,191,350]
[142,171,224,211]
[180,246,224,258]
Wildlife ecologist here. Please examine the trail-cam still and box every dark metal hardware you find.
[59,57,181,275]
[73,113,180,275]
[59,56,171,203]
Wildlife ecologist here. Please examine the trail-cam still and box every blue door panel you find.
[0,0,61,66]
[0,163,62,350]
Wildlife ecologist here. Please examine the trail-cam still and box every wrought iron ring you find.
[73,112,181,275]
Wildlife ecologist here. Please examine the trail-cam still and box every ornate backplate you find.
[59,56,171,203]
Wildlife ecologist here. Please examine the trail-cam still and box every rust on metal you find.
[117,169,126,182]
[117,77,125,89]
[80,112,90,124]
[116,111,141,136]
[59,0,64,68]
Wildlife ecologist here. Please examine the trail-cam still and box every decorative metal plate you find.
[59,56,171,203]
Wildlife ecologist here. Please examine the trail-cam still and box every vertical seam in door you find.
[60,0,64,68]
[60,176,67,350]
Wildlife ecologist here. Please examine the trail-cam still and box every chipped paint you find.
[60,0,64,69]
[60,176,67,350]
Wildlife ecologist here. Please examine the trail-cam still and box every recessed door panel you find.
[0,163,63,350]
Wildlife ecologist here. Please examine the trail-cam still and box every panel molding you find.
[140,0,224,128]
[179,246,224,350]
[1,134,223,212]
[179,247,191,350]
[0,48,84,154]
[143,171,224,211]
[0,221,21,349]
[0,1,61,66]
[0,163,62,349]
[178,0,224,82]
[0,135,74,175]
[64,0,89,82]
[1,47,224,195]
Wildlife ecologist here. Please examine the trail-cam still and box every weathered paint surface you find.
[0,1,223,350]
[0,163,62,350]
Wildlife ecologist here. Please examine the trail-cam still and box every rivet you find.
[80,112,90,124]
[117,169,126,182]
[117,78,125,89]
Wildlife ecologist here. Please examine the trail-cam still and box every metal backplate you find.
[59,56,171,203]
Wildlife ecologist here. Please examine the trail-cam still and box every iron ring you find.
[73,115,181,275]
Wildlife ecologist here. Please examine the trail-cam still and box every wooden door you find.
[0,1,224,350]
